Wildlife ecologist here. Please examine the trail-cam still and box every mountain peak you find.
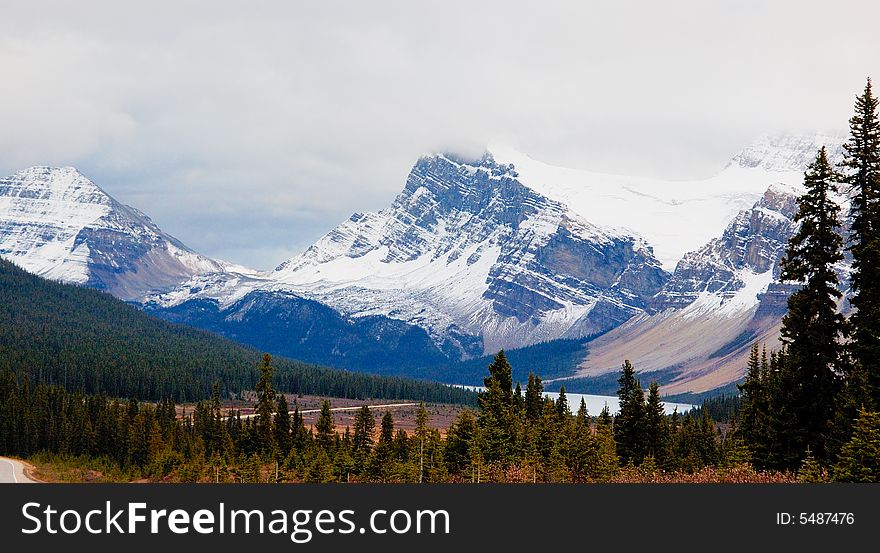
[1,166,225,299]
[415,151,519,180]
[15,165,84,176]
[4,165,112,205]
[728,131,846,172]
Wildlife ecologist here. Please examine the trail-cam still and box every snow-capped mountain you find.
[648,183,801,312]
[488,132,844,272]
[148,131,846,391]
[151,153,669,357]
[570,185,804,395]
[269,153,668,353]
[563,134,850,395]
[1,131,850,394]
[0,166,239,299]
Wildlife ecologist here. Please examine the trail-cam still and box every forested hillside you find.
[0,258,475,404]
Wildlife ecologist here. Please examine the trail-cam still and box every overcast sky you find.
[2,1,878,269]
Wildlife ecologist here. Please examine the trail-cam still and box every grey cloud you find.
[1,0,878,268]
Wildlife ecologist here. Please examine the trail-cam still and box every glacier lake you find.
[457,386,696,416]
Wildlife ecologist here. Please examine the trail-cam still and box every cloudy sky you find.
[2,1,878,269]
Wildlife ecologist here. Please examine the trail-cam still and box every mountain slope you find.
[145,289,475,377]
[154,153,669,358]
[568,177,850,395]
[0,257,476,404]
[4,132,850,395]
[0,166,240,299]
[150,132,846,392]
[488,132,845,271]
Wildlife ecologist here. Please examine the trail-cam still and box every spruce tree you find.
[568,398,596,481]
[513,382,524,417]
[443,409,475,479]
[720,422,752,470]
[779,147,846,461]
[594,405,619,481]
[477,351,515,463]
[556,385,569,422]
[644,381,672,470]
[841,77,880,405]
[352,405,375,473]
[415,403,429,483]
[614,360,646,465]
[291,405,306,451]
[372,411,395,481]
[833,408,880,482]
[254,353,276,454]
[737,343,769,465]
[273,394,292,459]
[315,400,335,452]
[524,372,544,422]
[598,403,613,429]
[797,447,826,483]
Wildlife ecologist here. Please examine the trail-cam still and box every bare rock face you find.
[650,184,800,312]
[272,153,669,353]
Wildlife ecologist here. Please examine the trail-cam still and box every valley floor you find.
[178,395,466,437]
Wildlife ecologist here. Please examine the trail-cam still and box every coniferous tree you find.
[371,411,395,481]
[841,78,880,406]
[352,405,375,474]
[737,344,770,465]
[210,382,225,456]
[274,394,292,459]
[336,428,355,481]
[598,403,613,429]
[415,402,429,482]
[444,409,476,478]
[720,421,752,470]
[524,372,544,422]
[833,408,880,482]
[315,400,335,452]
[797,447,826,483]
[698,408,720,467]
[513,382,524,418]
[644,382,672,469]
[556,385,569,422]
[779,146,846,462]
[568,398,597,482]
[614,360,646,465]
[594,405,619,481]
[254,353,276,454]
[291,405,306,452]
[477,351,515,464]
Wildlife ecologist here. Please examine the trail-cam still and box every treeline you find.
[732,78,880,480]
[4,350,873,483]
[0,258,475,405]
[0,354,733,482]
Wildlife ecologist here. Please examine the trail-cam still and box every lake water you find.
[457,386,696,416]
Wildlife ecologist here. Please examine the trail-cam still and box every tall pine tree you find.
[841,77,880,406]
[644,381,672,470]
[315,400,336,452]
[352,405,375,474]
[273,394,292,459]
[779,146,846,462]
[477,351,516,464]
[737,344,771,467]
[614,360,646,466]
[524,372,544,423]
[254,353,276,454]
